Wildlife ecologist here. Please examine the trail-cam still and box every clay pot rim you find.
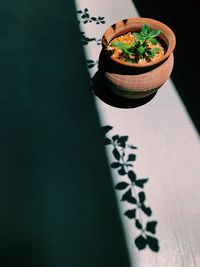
[102,17,176,68]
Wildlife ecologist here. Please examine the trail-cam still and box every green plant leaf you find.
[112,42,131,50]
[148,47,160,58]
[145,49,154,58]
[115,182,129,190]
[140,23,150,36]
[149,29,161,37]
[125,59,136,63]
[132,32,141,39]
[132,32,145,42]
[135,235,147,250]
[124,209,136,219]
[145,49,152,55]
[149,37,158,45]
[123,49,134,57]
[137,45,145,54]
[151,47,160,54]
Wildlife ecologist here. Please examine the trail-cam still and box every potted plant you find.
[99,17,176,99]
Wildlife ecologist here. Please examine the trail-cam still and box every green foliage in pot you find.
[111,23,161,63]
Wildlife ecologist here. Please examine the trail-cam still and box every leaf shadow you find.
[102,125,160,253]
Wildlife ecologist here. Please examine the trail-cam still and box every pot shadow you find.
[91,70,157,109]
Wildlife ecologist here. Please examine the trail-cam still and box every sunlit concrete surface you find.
[76,0,200,266]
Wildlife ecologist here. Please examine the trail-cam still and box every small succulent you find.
[111,23,161,63]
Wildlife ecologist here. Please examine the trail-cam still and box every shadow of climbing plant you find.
[77,8,105,24]
[101,125,160,252]
[80,31,101,46]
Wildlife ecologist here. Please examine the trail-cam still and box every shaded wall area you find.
[0,1,131,266]
[132,0,200,133]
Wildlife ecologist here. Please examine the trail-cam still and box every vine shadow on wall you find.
[102,125,160,252]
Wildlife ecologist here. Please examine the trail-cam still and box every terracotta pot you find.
[99,17,176,99]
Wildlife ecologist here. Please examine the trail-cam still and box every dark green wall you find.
[0,1,131,266]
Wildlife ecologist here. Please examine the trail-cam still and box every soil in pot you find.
[106,23,167,65]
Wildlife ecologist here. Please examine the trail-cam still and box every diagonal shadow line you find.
[131,0,200,134]
[0,1,132,266]
[77,2,160,258]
